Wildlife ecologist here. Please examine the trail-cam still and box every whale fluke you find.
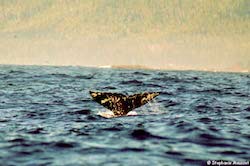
[89,91,160,116]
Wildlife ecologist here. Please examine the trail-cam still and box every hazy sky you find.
[0,0,249,71]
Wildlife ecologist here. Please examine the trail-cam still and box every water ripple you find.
[0,65,249,165]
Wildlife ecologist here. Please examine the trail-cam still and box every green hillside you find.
[0,0,249,71]
[1,0,249,38]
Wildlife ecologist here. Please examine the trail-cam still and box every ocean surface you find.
[0,65,249,166]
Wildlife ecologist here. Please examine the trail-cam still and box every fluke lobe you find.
[90,91,160,116]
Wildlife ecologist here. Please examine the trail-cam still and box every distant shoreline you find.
[111,65,249,73]
[0,63,249,74]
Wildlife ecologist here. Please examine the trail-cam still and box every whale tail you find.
[89,91,160,116]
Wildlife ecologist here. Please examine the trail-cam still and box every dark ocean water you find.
[0,65,249,166]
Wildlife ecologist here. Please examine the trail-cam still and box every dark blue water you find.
[0,65,249,166]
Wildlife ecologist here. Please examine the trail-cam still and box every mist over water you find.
[0,65,249,165]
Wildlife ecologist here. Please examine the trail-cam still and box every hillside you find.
[0,0,249,71]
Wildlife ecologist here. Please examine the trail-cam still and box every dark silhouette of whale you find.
[89,91,160,116]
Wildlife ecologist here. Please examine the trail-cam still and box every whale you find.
[89,91,160,117]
